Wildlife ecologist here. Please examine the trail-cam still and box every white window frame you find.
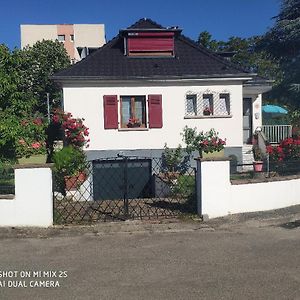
[119,95,148,129]
[184,90,232,118]
[57,35,65,42]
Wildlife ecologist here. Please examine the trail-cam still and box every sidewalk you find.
[0,204,299,239]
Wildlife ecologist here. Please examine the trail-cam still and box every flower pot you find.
[203,111,211,116]
[18,154,47,165]
[202,149,225,159]
[64,172,87,190]
[253,161,263,172]
[127,123,141,128]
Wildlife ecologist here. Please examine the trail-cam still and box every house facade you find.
[54,18,272,163]
[21,24,106,63]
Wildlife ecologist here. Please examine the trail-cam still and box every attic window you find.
[126,32,175,57]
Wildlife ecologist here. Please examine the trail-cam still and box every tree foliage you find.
[0,40,70,162]
[197,32,282,83]
[259,0,300,109]
[18,40,70,114]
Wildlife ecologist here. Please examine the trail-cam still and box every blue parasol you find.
[262,105,288,115]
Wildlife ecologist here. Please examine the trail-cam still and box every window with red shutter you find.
[120,96,147,128]
[126,32,175,57]
[148,94,163,128]
[103,95,118,129]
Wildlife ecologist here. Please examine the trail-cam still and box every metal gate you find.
[53,156,197,224]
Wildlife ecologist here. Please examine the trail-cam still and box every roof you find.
[53,18,253,81]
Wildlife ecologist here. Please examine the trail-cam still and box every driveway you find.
[0,205,300,300]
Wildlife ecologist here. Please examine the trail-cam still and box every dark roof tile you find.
[54,18,252,81]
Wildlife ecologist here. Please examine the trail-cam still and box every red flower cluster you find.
[267,137,300,161]
[52,109,89,148]
[16,116,47,158]
[200,137,226,153]
[127,118,141,127]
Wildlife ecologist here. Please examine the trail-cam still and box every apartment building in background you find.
[20,24,106,62]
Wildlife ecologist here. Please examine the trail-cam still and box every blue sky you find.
[0,0,280,49]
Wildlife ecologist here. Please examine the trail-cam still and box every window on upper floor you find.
[185,91,231,118]
[57,35,65,42]
[103,94,163,130]
[70,34,74,42]
[125,32,175,57]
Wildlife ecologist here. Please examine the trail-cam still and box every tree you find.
[197,32,282,84]
[197,31,220,51]
[19,40,70,114]
[0,40,70,162]
[259,0,300,108]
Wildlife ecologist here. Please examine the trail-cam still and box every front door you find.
[243,98,253,144]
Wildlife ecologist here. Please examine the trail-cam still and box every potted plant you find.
[252,144,264,172]
[127,118,141,128]
[53,146,88,191]
[203,107,212,116]
[182,126,226,158]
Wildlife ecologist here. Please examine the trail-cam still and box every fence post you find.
[13,164,53,227]
[195,158,231,219]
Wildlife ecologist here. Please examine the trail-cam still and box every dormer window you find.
[123,31,176,57]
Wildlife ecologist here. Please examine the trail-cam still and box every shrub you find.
[182,126,226,158]
[51,109,90,149]
[162,144,190,174]
[267,137,300,161]
[53,146,87,177]
[15,116,47,158]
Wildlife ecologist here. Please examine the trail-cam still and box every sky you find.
[0,0,280,49]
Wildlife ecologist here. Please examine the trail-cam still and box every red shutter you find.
[148,94,163,128]
[103,95,118,129]
[128,37,174,52]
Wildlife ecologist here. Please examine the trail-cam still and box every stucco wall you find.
[63,82,244,152]
[21,25,57,48]
[197,160,300,219]
[73,24,106,48]
[0,166,53,227]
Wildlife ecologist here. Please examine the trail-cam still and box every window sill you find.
[184,115,232,119]
[118,128,149,132]
[0,194,15,200]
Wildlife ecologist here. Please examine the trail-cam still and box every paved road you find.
[0,206,300,300]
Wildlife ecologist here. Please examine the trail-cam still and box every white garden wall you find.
[197,159,300,219]
[0,165,53,227]
[63,81,244,151]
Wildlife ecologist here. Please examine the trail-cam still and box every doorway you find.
[243,98,253,144]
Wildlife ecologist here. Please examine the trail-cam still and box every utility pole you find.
[46,93,50,123]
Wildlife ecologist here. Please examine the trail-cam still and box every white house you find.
[53,18,272,163]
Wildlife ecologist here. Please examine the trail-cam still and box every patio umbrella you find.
[262,105,288,115]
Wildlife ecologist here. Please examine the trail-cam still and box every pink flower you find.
[31,142,41,149]
[52,115,60,123]
[33,118,43,126]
